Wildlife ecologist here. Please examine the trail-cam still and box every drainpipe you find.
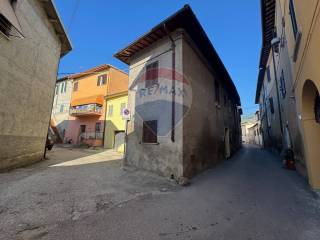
[164,24,176,142]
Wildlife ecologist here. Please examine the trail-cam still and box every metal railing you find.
[70,104,103,116]
[79,132,103,141]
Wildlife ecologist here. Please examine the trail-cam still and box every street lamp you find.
[271,36,284,146]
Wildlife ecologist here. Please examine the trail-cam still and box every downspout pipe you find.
[163,24,176,142]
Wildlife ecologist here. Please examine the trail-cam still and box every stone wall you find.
[0,0,62,170]
[182,33,241,178]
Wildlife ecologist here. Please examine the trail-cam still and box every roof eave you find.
[255,0,276,104]
[114,5,241,106]
[40,0,72,57]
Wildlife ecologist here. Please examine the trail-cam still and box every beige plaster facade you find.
[256,0,320,188]
[0,0,71,170]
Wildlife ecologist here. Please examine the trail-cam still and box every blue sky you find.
[55,0,261,116]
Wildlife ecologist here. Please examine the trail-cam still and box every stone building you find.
[256,0,320,188]
[0,0,71,170]
[51,76,73,143]
[114,5,242,179]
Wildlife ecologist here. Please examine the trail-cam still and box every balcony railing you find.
[79,132,103,141]
[70,104,103,116]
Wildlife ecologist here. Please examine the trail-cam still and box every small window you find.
[108,105,113,117]
[142,120,158,143]
[55,85,59,95]
[0,0,23,38]
[315,92,320,124]
[215,81,220,104]
[224,94,227,106]
[145,61,159,88]
[266,66,271,82]
[64,81,67,92]
[273,28,280,53]
[280,70,286,98]
[60,82,65,93]
[289,0,299,40]
[73,82,78,92]
[120,103,126,115]
[269,97,275,114]
[97,75,107,86]
[95,122,101,132]
[60,104,64,113]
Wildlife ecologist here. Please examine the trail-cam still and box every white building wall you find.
[51,79,73,141]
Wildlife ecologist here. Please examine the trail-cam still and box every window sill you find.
[139,142,160,145]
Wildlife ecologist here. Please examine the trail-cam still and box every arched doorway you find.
[301,80,320,188]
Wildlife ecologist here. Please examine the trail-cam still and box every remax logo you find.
[130,67,193,137]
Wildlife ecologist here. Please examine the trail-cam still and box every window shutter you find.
[102,75,107,85]
[269,97,275,114]
[145,62,159,88]
[266,66,271,82]
[0,0,23,37]
[143,120,157,143]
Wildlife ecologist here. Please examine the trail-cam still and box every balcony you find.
[70,104,103,116]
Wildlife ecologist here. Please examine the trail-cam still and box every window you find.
[289,0,298,40]
[80,125,86,133]
[273,28,279,53]
[315,92,320,124]
[142,120,157,143]
[269,97,275,114]
[215,81,220,104]
[224,94,227,106]
[108,105,113,117]
[60,104,64,113]
[55,85,59,95]
[280,70,286,98]
[145,61,159,88]
[95,122,101,132]
[73,82,78,92]
[97,75,107,86]
[0,0,23,38]
[266,66,271,82]
[60,82,65,93]
[64,81,67,92]
[120,103,126,115]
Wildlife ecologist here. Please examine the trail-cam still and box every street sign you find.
[122,108,131,120]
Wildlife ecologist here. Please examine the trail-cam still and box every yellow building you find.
[256,0,320,189]
[104,91,128,153]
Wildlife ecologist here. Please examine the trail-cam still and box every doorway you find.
[79,125,86,143]
[301,80,320,188]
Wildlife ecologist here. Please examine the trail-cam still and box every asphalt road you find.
[1,145,320,240]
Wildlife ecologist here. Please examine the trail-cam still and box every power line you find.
[68,0,81,32]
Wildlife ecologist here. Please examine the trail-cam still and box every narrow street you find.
[1,145,320,240]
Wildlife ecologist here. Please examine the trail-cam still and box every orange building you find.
[64,65,128,147]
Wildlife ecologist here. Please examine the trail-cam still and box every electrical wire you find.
[68,0,81,32]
